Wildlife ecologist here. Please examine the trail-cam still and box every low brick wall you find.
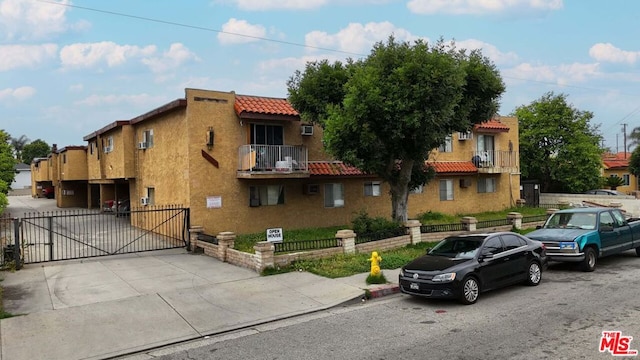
[355,235,411,253]
[226,248,256,271]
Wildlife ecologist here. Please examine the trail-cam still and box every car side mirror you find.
[425,247,432,253]
[479,253,493,262]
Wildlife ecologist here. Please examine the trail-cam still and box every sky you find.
[2,0,640,153]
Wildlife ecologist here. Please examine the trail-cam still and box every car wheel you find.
[581,247,597,272]
[525,261,542,286]
[636,247,640,257]
[459,276,480,305]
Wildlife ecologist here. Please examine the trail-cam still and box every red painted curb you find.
[368,284,400,298]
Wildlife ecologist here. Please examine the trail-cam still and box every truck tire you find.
[636,247,640,257]
[581,247,597,272]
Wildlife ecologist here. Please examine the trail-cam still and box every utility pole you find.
[623,123,628,158]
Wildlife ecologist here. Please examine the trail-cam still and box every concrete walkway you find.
[0,249,400,360]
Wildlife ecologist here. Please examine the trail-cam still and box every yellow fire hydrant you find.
[368,251,382,276]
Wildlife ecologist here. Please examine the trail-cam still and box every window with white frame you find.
[438,136,453,153]
[364,181,381,196]
[104,136,114,153]
[143,129,154,147]
[410,184,424,194]
[477,177,497,193]
[249,185,284,206]
[324,183,344,207]
[439,180,454,201]
[623,174,630,186]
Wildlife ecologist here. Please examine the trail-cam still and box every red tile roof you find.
[234,95,299,119]
[603,152,630,169]
[309,161,369,176]
[309,161,478,176]
[428,161,478,174]
[475,119,510,132]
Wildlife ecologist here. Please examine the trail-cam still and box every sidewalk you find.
[0,249,400,360]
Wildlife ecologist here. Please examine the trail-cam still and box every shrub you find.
[351,210,400,234]
[366,272,387,284]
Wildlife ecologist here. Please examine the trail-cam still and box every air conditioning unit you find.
[459,178,472,188]
[140,197,149,206]
[103,146,112,153]
[458,132,473,141]
[301,125,314,136]
[137,142,148,150]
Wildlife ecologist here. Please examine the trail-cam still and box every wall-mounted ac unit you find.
[304,184,320,195]
[459,178,472,188]
[103,146,112,153]
[137,142,148,150]
[458,132,473,141]
[301,125,314,136]
[140,197,149,206]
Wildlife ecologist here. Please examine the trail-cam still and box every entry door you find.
[477,135,495,165]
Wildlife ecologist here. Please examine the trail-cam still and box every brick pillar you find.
[461,217,477,232]
[507,212,523,230]
[217,231,236,262]
[337,229,356,254]
[547,208,559,216]
[254,241,275,272]
[189,226,203,252]
[609,202,623,209]
[404,220,422,245]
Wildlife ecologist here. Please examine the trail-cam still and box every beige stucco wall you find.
[56,181,88,208]
[101,125,135,180]
[59,149,88,181]
[86,140,101,180]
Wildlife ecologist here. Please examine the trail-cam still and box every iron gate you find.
[2,206,190,265]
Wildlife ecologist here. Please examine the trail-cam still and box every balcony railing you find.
[238,145,308,174]
[470,150,519,171]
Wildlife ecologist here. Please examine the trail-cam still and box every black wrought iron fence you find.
[476,219,511,229]
[273,238,341,253]
[355,227,406,244]
[197,233,218,245]
[522,214,549,223]
[420,223,465,233]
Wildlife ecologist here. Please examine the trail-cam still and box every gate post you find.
[13,218,21,270]
[48,216,54,261]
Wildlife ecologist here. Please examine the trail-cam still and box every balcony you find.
[471,150,519,174]
[237,144,309,179]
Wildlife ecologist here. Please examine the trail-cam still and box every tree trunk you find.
[389,159,414,223]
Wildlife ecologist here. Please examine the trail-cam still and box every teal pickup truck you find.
[527,207,640,272]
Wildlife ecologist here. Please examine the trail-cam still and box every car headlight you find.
[399,269,405,277]
[432,273,456,282]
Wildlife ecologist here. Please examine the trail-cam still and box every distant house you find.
[11,163,31,190]
[602,152,637,194]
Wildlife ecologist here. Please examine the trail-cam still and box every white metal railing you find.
[238,145,308,173]
[471,150,519,169]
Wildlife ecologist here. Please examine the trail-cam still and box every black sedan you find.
[399,232,547,305]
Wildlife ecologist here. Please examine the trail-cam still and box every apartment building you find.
[31,88,520,235]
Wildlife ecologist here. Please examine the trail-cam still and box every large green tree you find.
[288,37,505,222]
[628,146,640,178]
[514,92,603,193]
[0,130,16,193]
[22,139,51,165]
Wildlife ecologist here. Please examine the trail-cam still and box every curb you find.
[367,284,400,298]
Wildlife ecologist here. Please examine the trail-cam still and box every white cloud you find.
[141,43,199,73]
[231,0,328,10]
[502,62,600,85]
[305,21,421,54]
[0,86,36,101]
[407,0,563,15]
[69,84,83,92]
[589,43,640,64]
[0,0,74,40]
[218,18,267,45]
[75,93,166,107]
[0,44,58,71]
[456,39,519,65]
[60,42,157,69]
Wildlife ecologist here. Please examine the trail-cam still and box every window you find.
[364,181,381,196]
[250,124,283,145]
[147,187,155,206]
[324,183,344,208]
[623,174,630,186]
[410,184,423,194]
[143,129,154,147]
[501,234,526,250]
[438,136,452,152]
[104,136,114,153]
[89,142,94,155]
[249,185,284,206]
[481,237,504,256]
[62,154,66,164]
[477,178,496,193]
[599,212,614,228]
[439,180,453,201]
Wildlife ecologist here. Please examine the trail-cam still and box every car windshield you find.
[544,212,597,230]
[428,237,483,259]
